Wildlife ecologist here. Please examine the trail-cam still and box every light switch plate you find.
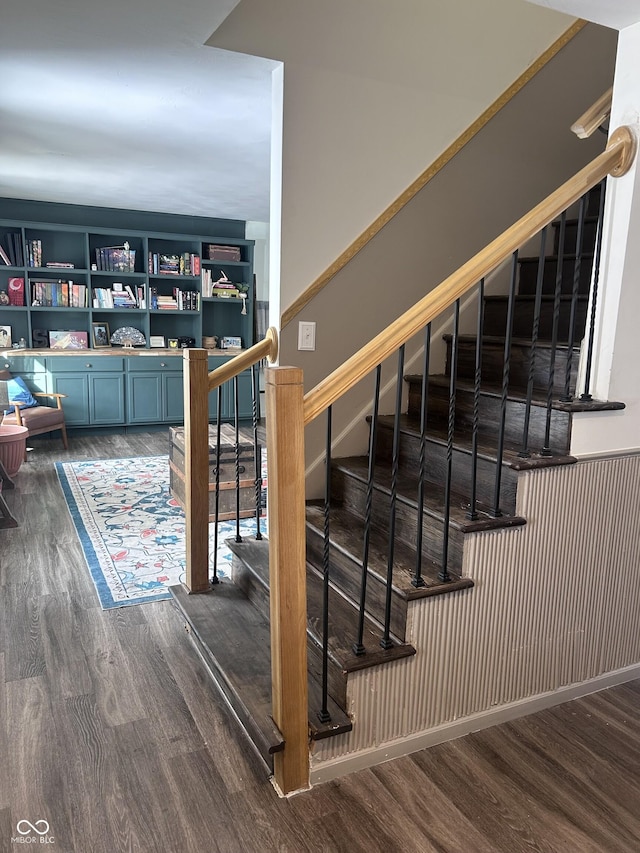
[298,321,316,351]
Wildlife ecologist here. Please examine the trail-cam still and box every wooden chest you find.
[169,424,257,521]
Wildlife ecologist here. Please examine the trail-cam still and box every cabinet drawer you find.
[126,356,182,373]
[1,355,47,374]
[50,356,124,372]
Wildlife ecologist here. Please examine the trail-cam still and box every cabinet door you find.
[163,373,185,422]
[89,373,125,424]
[127,373,163,423]
[50,373,90,426]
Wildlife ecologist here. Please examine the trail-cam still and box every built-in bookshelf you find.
[0,219,254,352]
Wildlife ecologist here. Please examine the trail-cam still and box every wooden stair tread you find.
[406,373,623,414]
[333,455,525,533]
[170,581,352,764]
[442,332,577,352]
[306,503,473,600]
[227,538,416,672]
[375,413,577,471]
[306,564,417,671]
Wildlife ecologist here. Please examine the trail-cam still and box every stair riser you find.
[483,297,588,341]
[305,628,347,709]
[232,555,270,621]
[518,256,593,296]
[332,467,464,573]
[375,424,518,515]
[306,522,408,642]
[552,218,598,255]
[233,552,349,708]
[445,338,578,397]
[409,383,571,454]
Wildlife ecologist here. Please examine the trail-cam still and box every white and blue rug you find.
[56,455,266,609]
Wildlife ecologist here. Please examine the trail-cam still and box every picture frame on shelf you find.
[149,335,166,348]
[0,325,11,348]
[168,338,179,350]
[91,322,111,348]
[49,330,89,350]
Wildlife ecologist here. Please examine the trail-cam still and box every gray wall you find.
[279,23,618,492]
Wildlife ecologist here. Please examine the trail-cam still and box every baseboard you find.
[309,661,640,786]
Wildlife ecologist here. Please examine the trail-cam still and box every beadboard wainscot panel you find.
[310,453,640,784]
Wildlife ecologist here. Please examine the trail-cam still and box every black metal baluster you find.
[211,386,223,584]
[440,302,459,583]
[381,346,405,650]
[234,375,242,543]
[251,363,263,539]
[542,212,566,456]
[412,325,431,588]
[353,365,382,655]
[561,194,587,402]
[467,282,484,521]
[519,226,547,458]
[581,178,607,402]
[318,406,332,723]
[491,251,518,518]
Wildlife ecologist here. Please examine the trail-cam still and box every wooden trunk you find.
[169,423,257,521]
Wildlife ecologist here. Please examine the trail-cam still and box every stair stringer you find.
[309,451,640,785]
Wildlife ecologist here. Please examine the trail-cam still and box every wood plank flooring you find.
[2,432,640,852]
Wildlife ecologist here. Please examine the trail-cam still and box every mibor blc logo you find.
[11,819,55,844]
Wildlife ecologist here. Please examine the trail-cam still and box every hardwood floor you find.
[2,432,640,852]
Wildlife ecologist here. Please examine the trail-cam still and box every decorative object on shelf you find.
[220,336,242,350]
[177,336,195,348]
[168,338,179,349]
[109,326,146,347]
[32,329,48,348]
[207,244,242,262]
[49,330,89,350]
[149,335,166,348]
[202,336,218,350]
[91,322,111,348]
[0,326,12,348]
[0,292,8,306]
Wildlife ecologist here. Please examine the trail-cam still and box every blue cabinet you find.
[49,356,125,426]
[126,356,183,424]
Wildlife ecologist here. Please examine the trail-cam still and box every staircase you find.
[171,181,626,781]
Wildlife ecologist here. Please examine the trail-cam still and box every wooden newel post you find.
[266,366,310,795]
[183,348,210,593]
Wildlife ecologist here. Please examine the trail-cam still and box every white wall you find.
[570,20,640,456]
[209,0,574,312]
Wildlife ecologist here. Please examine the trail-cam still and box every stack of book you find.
[0,232,24,266]
[27,239,43,267]
[95,246,136,272]
[93,283,145,309]
[148,252,200,276]
[31,280,87,307]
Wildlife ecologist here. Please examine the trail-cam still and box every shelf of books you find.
[0,222,254,352]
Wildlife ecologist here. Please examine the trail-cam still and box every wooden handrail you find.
[207,326,278,392]
[571,87,613,139]
[303,126,637,426]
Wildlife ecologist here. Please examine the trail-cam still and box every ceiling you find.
[526,0,640,29]
[0,0,276,223]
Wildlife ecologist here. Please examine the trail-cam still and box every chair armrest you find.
[33,392,67,399]
[33,392,67,410]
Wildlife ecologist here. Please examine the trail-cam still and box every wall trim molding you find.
[309,660,640,786]
[282,19,586,329]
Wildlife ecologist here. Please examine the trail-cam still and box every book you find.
[0,245,10,265]
[8,277,24,306]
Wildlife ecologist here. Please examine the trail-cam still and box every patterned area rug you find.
[56,455,266,609]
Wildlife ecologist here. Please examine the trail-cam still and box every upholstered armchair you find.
[0,370,68,459]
